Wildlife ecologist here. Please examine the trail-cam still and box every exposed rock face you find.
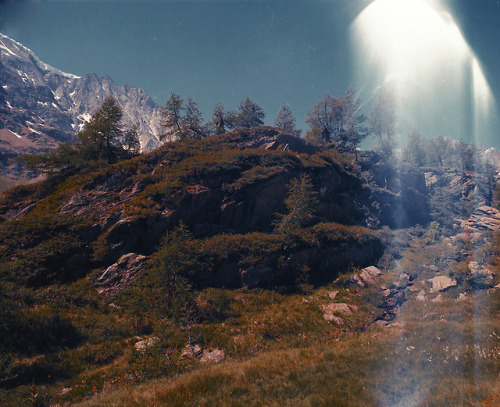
[134,337,160,353]
[361,161,430,228]
[94,253,149,296]
[226,127,320,154]
[0,33,163,183]
[461,206,500,232]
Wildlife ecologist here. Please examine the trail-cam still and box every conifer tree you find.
[209,102,226,135]
[153,223,198,323]
[369,89,397,160]
[403,128,426,166]
[19,96,137,174]
[160,92,207,140]
[227,97,265,129]
[275,174,319,234]
[274,102,299,135]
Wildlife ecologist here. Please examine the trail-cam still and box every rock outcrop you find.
[94,253,149,296]
[428,275,457,292]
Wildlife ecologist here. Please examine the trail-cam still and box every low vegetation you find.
[0,94,498,405]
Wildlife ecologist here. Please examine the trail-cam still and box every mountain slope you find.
[0,33,164,183]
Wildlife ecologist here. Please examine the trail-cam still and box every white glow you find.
[351,0,495,143]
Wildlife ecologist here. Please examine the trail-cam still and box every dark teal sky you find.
[1,0,500,148]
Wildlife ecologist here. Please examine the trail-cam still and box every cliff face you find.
[0,33,164,185]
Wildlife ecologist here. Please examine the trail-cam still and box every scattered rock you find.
[457,293,467,301]
[432,294,444,302]
[328,291,339,299]
[429,265,439,272]
[346,274,365,288]
[358,266,382,285]
[428,275,457,292]
[58,387,72,395]
[323,314,344,324]
[321,303,356,316]
[415,290,427,301]
[381,289,391,297]
[382,290,405,309]
[396,272,413,288]
[375,320,390,327]
[200,349,225,363]
[134,337,160,353]
[181,344,203,359]
[469,261,496,289]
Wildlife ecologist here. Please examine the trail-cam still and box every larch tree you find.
[227,97,265,129]
[369,89,398,160]
[274,102,300,135]
[274,174,319,234]
[403,128,426,166]
[208,102,226,135]
[339,86,368,160]
[159,92,207,140]
[305,93,343,143]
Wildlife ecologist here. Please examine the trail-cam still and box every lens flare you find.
[350,0,495,144]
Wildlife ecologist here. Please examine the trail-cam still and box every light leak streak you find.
[350,0,495,144]
[350,1,495,406]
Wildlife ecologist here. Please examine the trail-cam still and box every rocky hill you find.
[0,33,164,186]
[0,127,385,290]
[0,127,498,406]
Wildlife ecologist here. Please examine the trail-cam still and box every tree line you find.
[19,87,493,176]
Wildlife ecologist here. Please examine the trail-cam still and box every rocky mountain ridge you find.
[0,33,164,185]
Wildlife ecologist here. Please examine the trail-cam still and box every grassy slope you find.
[75,231,500,407]
[1,132,499,406]
[77,297,500,407]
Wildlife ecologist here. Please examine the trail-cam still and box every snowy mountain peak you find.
[0,33,165,185]
[0,33,80,80]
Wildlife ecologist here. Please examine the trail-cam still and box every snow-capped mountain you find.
[0,33,164,180]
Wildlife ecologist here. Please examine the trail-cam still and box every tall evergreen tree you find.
[19,96,136,174]
[369,90,397,160]
[274,174,319,234]
[404,128,426,166]
[274,102,299,135]
[208,102,226,135]
[340,86,367,160]
[78,95,123,163]
[305,93,343,143]
[227,97,265,129]
[159,92,207,140]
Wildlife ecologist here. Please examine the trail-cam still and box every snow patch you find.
[5,100,12,109]
[0,41,19,58]
[2,85,7,90]
[81,113,91,122]
[9,129,22,139]
[0,33,80,80]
